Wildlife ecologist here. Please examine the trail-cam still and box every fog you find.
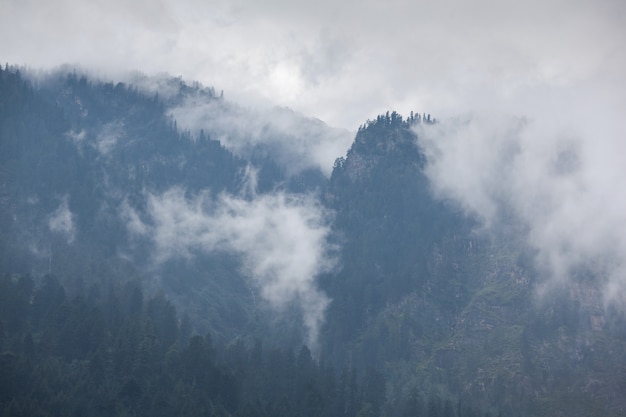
[168,96,352,176]
[3,0,623,129]
[48,196,76,244]
[121,172,336,347]
[3,0,625,311]
[415,81,626,308]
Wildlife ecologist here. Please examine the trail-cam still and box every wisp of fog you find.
[415,82,626,309]
[167,93,353,177]
[122,171,336,348]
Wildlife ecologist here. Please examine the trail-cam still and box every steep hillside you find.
[0,66,291,342]
[2,66,625,416]
[320,113,626,416]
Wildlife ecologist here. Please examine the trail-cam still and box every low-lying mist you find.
[415,87,626,309]
[121,171,336,348]
[168,94,353,177]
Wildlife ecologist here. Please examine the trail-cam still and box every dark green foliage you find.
[320,113,626,417]
[0,65,282,341]
[0,275,490,417]
[2,65,624,417]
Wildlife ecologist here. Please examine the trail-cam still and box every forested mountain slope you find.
[320,113,626,416]
[0,66,289,342]
[1,66,625,416]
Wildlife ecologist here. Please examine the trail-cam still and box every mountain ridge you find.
[1,65,625,416]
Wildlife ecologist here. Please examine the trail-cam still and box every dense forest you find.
[1,65,626,416]
[0,273,492,417]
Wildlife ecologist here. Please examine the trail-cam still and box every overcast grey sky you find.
[2,0,624,129]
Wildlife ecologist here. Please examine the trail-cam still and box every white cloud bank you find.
[4,0,623,130]
[123,182,336,346]
[415,81,626,308]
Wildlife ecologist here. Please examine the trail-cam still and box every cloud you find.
[415,80,626,308]
[95,122,124,156]
[4,0,625,308]
[4,0,623,130]
[124,176,336,347]
[168,95,353,176]
[48,196,76,244]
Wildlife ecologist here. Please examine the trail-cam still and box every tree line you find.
[0,273,495,417]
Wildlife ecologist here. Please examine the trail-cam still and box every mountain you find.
[321,112,626,416]
[1,65,625,417]
[0,66,294,342]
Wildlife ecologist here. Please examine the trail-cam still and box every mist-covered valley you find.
[1,63,626,417]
